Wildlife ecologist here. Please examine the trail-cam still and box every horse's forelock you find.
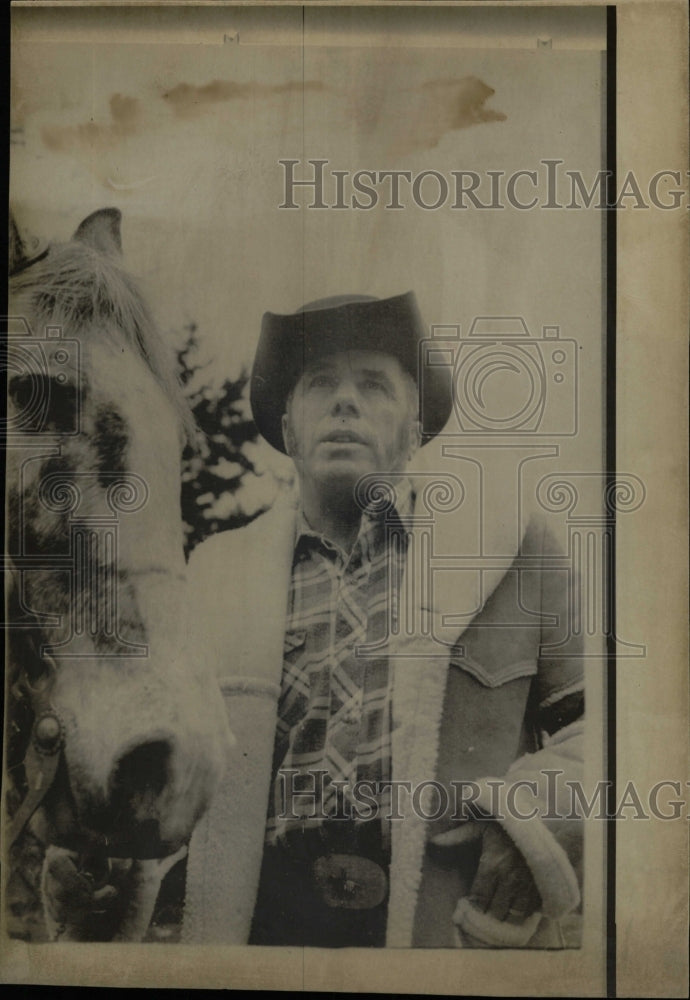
[10,242,197,445]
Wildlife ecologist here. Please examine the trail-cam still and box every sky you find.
[10,8,605,495]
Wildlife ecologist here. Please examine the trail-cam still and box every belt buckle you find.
[312,853,387,910]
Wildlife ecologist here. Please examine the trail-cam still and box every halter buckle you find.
[32,710,65,756]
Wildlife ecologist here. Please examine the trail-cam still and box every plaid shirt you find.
[265,481,414,847]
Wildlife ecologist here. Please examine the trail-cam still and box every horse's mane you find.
[10,240,196,442]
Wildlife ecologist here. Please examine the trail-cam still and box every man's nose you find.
[330,381,360,415]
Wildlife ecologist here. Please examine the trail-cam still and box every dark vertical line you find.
[1,1,9,854]
[2,1,11,568]
[301,5,306,381]
[1,2,9,282]
[300,106,305,974]
[605,6,617,999]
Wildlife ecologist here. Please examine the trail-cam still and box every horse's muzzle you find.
[43,749,186,861]
[46,648,233,863]
[52,729,227,861]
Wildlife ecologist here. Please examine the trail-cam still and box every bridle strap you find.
[9,246,50,277]
[7,659,179,860]
[6,656,66,848]
[6,741,62,847]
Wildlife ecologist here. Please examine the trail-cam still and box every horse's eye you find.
[8,374,40,417]
[9,374,79,434]
[24,655,54,692]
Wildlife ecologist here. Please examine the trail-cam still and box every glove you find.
[432,819,543,948]
[466,821,541,923]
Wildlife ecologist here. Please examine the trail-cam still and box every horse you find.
[4,208,233,941]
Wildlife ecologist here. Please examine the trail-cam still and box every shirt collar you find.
[294,476,416,551]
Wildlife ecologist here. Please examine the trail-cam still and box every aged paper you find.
[2,1,688,996]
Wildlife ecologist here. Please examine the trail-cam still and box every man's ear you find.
[407,418,422,462]
[281,412,292,456]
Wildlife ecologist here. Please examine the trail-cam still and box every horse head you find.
[6,208,233,937]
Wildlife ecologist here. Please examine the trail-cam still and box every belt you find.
[311,853,387,910]
[270,821,389,911]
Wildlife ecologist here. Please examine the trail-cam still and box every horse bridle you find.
[7,654,66,848]
[7,657,170,859]
[9,238,50,277]
[8,653,180,860]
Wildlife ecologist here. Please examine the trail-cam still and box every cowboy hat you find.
[249,291,452,453]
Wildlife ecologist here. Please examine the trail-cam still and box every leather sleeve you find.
[532,515,585,718]
[452,516,587,948]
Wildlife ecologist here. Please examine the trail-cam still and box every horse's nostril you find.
[111,739,171,803]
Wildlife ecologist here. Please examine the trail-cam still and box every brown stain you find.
[109,93,140,131]
[390,75,507,158]
[161,78,325,117]
[41,93,141,153]
[422,76,508,130]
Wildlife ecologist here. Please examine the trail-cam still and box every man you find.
[182,291,585,949]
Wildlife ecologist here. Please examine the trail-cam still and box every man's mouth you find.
[321,430,368,446]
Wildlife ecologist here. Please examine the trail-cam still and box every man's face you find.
[282,350,420,494]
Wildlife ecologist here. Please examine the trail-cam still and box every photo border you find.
[2,2,688,996]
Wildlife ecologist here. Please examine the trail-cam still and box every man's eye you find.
[361,378,386,392]
[309,374,336,388]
